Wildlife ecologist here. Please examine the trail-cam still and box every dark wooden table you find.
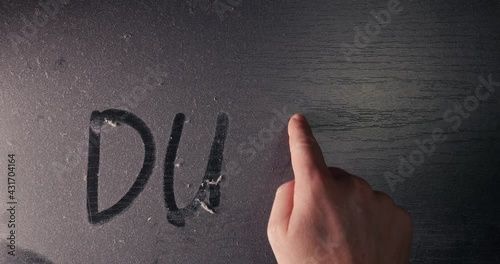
[0,0,499,263]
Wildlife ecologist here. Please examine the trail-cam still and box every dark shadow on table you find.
[1,248,54,264]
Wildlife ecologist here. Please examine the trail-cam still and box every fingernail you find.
[291,113,306,122]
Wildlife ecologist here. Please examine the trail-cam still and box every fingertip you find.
[288,113,308,134]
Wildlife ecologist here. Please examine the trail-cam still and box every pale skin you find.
[268,114,413,264]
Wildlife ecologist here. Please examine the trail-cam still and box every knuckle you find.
[294,135,319,148]
[374,191,395,204]
[350,175,373,193]
[276,183,287,193]
[329,167,351,179]
[400,209,413,226]
[267,225,277,244]
[393,205,413,228]
[267,221,286,244]
[276,181,294,195]
[348,180,373,203]
[267,222,275,236]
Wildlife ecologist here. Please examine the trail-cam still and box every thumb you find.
[268,181,295,240]
[288,114,330,193]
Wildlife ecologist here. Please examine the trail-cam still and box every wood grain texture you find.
[238,0,500,263]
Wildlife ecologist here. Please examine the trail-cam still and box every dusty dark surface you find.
[0,0,499,263]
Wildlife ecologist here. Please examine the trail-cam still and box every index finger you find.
[288,114,331,191]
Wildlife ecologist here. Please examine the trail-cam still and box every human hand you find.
[267,114,413,264]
